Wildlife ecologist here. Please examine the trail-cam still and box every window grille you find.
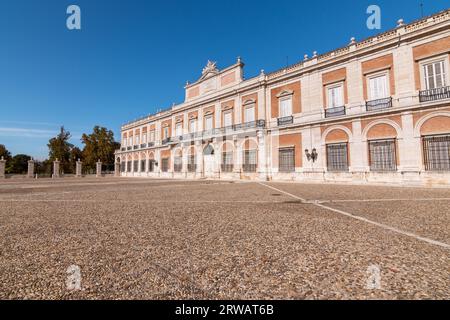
[369,139,397,172]
[161,158,169,172]
[148,160,155,172]
[221,152,234,172]
[174,156,182,172]
[133,160,139,172]
[127,161,131,172]
[243,150,257,172]
[140,160,146,172]
[279,147,295,172]
[423,135,450,171]
[326,143,349,172]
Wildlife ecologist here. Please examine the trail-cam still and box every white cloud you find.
[0,127,56,138]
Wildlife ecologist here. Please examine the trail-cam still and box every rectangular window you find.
[279,147,295,172]
[369,74,388,100]
[133,160,139,172]
[163,127,169,139]
[223,111,233,127]
[127,161,132,172]
[423,61,446,90]
[175,123,183,137]
[140,160,146,172]
[205,115,213,130]
[128,137,133,146]
[187,155,196,172]
[245,105,255,122]
[174,156,182,172]
[326,143,349,172]
[123,137,127,147]
[279,98,292,118]
[221,152,233,172]
[161,158,169,172]
[327,85,344,108]
[142,133,147,144]
[369,139,397,172]
[120,162,125,172]
[135,136,140,145]
[148,160,155,172]
[189,119,197,133]
[423,134,450,171]
[243,150,257,172]
[149,130,155,142]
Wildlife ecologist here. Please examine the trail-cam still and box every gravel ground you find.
[0,178,448,299]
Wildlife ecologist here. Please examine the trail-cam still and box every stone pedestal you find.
[0,156,6,179]
[53,159,60,178]
[75,160,82,178]
[114,162,120,177]
[96,160,102,178]
[27,159,35,178]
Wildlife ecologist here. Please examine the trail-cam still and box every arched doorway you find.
[203,144,215,178]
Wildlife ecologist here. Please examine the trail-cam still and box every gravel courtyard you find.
[0,178,449,299]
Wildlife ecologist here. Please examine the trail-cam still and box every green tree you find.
[0,144,12,162]
[70,146,83,169]
[7,154,31,174]
[47,126,74,173]
[81,126,120,172]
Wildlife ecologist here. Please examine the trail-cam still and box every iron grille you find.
[419,86,450,103]
[326,143,349,172]
[161,158,169,172]
[221,152,234,172]
[277,116,294,126]
[369,139,397,172]
[422,135,450,171]
[174,157,182,172]
[187,155,196,172]
[127,161,132,172]
[120,162,125,172]
[133,160,139,172]
[279,147,295,172]
[140,160,146,172]
[243,150,257,172]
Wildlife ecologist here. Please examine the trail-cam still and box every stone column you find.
[0,156,6,179]
[114,161,120,177]
[96,160,102,178]
[75,159,82,178]
[53,159,60,178]
[27,158,35,178]
[195,140,203,176]
[257,131,267,180]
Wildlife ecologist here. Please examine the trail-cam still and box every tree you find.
[0,144,12,162]
[81,126,120,172]
[48,126,74,173]
[7,154,31,174]
[70,146,83,169]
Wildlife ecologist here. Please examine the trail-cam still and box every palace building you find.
[115,10,450,186]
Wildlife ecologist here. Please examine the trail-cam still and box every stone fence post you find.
[53,159,60,178]
[0,156,5,179]
[96,160,102,178]
[27,158,35,178]
[75,159,82,178]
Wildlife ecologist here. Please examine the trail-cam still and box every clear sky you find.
[1,0,448,159]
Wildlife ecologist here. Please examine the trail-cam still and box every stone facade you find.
[116,10,450,186]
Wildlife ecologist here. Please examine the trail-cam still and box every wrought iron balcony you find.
[140,143,146,149]
[121,147,126,152]
[419,86,450,103]
[366,97,393,111]
[133,145,139,150]
[277,116,294,126]
[127,146,132,151]
[147,142,155,148]
[161,137,171,145]
[325,106,346,118]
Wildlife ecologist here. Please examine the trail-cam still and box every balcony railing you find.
[121,147,126,152]
[147,142,155,148]
[277,116,294,126]
[133,145,139,150]
[366,97,393,111]
[325,106,346,118]
[419,86,450,103]
[162,137,171,145]
[127,146,132,151]
[140,143,146,149]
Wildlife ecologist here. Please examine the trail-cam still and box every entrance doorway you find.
[203,144,215,178]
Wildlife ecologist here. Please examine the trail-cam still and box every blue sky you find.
[0,0,448,159]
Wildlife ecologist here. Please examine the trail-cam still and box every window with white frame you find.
[189,118,197,133]
[279,97,292,118]
[163,127,169,139]
[223,111,233,127]
[244,105,255,122]
[175,123,183,137]
[368,73,389,100]
[122,136,127,146]
[423,60,447,90]
[128,136,132,146]
[142,132,147,144]
[327,84,344,108]
[149,130,155,142]
[205,115,213,131]
[135,135,140,145]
